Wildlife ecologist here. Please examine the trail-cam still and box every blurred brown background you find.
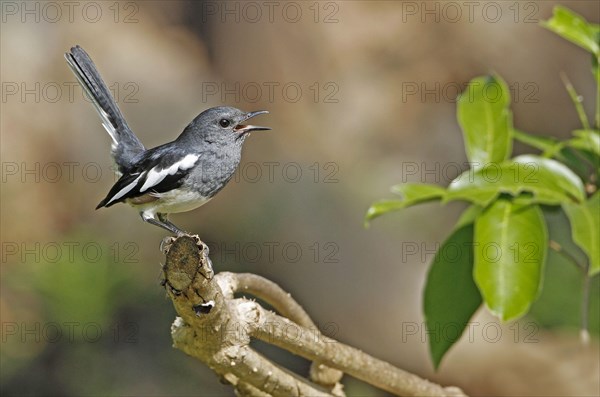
[1,1,599,396]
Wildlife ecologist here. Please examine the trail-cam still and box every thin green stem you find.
[560,72,591,130]
[512,129,561,157]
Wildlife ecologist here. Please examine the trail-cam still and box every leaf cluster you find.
[366,6,600,369]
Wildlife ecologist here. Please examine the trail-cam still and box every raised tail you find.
[65,45,145,173]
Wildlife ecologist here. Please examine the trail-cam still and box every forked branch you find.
[161,235,466,397]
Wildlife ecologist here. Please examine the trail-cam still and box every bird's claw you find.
[189,234,208,253]
[160,236,177,254]
[160,233,208,260]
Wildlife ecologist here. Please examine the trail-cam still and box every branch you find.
[216,272,344,388]
[217,272,315,328]
[250,308,464,397]
[162,235,466,397]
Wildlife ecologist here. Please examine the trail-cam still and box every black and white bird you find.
[65,45,270,235]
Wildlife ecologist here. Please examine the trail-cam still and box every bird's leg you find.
[158,213,188,235]
[140,212,186,236]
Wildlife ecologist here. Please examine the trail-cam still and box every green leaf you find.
[474,199,548,321]
[365,183,446,225]
[513,129,598,180]
[458,75,512,170]
[424,224,482,369]
[568,129,600,156]
[529,247,600,335]
[455,205,483,230]
[365,200,406,226]
[446,155,586,206]
[563,191,600,275]
[541,6,600,55]
[389,183,446,201]
[512,129,562,157]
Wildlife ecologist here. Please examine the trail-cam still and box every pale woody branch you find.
[162,236,466,397]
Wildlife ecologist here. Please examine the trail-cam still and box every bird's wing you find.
[96,148,200,208]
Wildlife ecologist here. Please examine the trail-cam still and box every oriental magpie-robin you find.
[65,45,270,235]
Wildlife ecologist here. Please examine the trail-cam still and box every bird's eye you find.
[219,119,230,128]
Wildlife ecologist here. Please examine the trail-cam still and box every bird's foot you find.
[160,234,207,255]
[187,234,206,251]
[160,236,177,254]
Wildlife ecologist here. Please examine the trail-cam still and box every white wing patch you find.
[139,154,199,193]
[106,172,145,206]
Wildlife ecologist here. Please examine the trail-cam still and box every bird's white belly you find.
[130,189,211,215]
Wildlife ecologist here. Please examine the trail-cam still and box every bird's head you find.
[181,106,270,146]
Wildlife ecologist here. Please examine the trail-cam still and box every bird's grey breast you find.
[187,143,243,197]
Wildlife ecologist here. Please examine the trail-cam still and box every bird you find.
[65,45,270,236]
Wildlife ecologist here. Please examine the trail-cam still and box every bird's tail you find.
[65,45,144,173]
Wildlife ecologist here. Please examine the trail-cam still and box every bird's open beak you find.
[234,110,271,134]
